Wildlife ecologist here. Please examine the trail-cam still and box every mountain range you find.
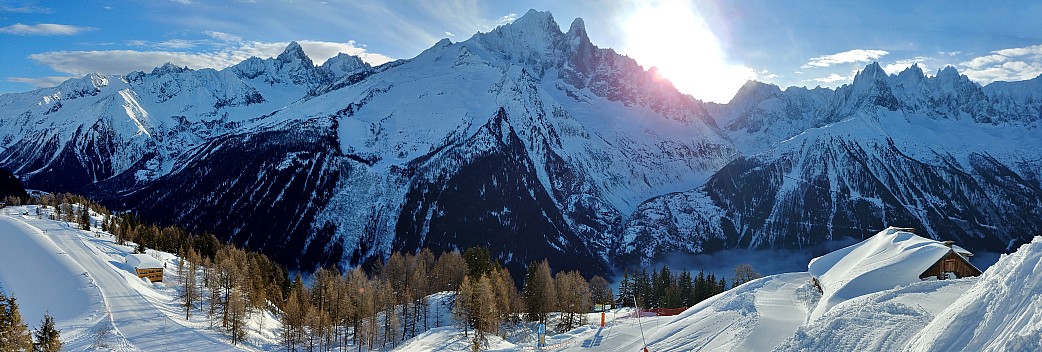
[1,9,1039,278]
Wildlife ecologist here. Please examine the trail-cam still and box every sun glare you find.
[622,0,755,103]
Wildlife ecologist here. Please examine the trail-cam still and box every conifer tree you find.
[32,313,61,352]
[0,293,33,351]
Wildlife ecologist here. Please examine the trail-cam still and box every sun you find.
[622,0,756,103]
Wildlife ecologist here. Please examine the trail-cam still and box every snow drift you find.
[905,236,1042,352]
[623,229,1042,351]
[807,227,974,319]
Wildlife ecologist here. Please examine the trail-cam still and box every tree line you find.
[617,263,760,310]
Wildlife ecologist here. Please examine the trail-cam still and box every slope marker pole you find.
[635,296,648,352]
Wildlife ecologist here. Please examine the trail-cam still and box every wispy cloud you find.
[497,13,518,25]
[204,31,242,43]
[803,49,889,68]
[959,44,1042,83]
[812,73,852,83]
[6,76,78,89]
[0,23,96,36]
[0,5,51,13]
[126,39,200,50]
[27,40,394,77]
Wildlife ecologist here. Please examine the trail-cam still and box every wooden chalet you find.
[919,240,981,280]
[126,254,164,282]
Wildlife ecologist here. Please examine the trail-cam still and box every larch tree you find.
[522,260,556,325]
[589,275,613,309]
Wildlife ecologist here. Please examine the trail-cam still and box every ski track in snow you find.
[0,208,240,351]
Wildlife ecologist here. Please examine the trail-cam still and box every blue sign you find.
[538,323,545,334]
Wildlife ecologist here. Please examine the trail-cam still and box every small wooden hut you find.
[126,254,164,282]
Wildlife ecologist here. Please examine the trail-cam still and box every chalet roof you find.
[126,254,163,269]
[806,227,972,319]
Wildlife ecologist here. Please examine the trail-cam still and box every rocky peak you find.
[729,80,782,105]
[320,53,370,79]
[277,41,312,66]
[150,62,190,76]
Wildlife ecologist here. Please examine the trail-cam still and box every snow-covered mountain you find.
[1,9,1040,275]
[0,10,736,276]
[622,63,1042,265]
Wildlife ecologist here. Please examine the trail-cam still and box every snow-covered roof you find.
[807,227,964,319]
[126,254,163,269]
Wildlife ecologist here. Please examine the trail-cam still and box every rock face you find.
[1,10,1040,276]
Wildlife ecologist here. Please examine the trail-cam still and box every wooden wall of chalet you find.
[136,268,163,282]
[919,250,981,279]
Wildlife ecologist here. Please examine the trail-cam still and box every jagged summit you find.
[567,17,586,37]
[510,9,559,32]
[277,41,313,65]
[151,62,190,76]
[851,61,888,84]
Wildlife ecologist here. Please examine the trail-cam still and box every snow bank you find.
[808,227,956,319]
[634,273,815,352]
[777,278,972,351]
[905,236,1042,352]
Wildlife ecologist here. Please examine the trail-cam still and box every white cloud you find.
[882,57,931,75]
[803,49,889,68]
[204,31,242,43]
[497,13,518,25]
[126,39,199,49]
[813,73,851,83]
[0,5,51,13]
[959,44,1042,84]
[6,76,78,88]
[444,31,455,37]
[0,23,96,36]
[27,40,394,77]
[759,70,779,80]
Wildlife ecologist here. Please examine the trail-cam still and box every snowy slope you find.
[0,206,279,351]
[904,236,1042,352]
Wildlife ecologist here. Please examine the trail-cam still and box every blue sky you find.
[1,0,1040,103]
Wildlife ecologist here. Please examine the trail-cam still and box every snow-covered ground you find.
[3,208,1038,352]
[0,206,279,351]
[398,228,1042,352]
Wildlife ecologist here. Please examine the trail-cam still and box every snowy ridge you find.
[807,227,963,319]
